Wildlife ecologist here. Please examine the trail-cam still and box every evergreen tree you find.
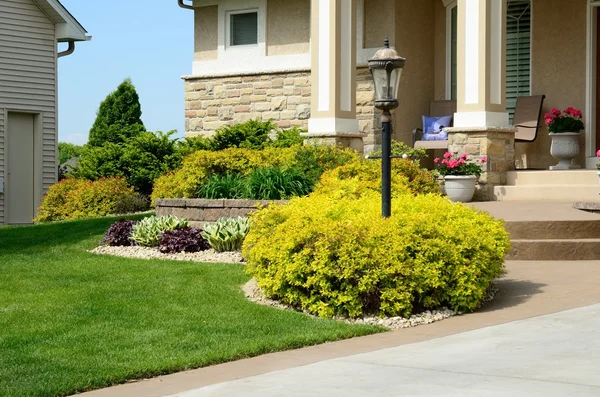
[87,78,145,146]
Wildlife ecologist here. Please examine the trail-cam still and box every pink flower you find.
[550,108,561,116]
[572,109,583,118]
[545,117,554,126]
[596,150,600,158]
[565,107,575,115]
[481,156,488,163]
[458,159,465,165]
[434,158,440,164]
[460,153,468,161]
[443,152,453,159]
[441,159,449,166]
[448,159,459,168]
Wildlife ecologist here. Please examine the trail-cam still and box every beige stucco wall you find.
[194,5,218,61]
[393,0,436,144]
[518,0,587,169]
[267,0,310,56]
[364,0,396,48]
[433,0,446,100]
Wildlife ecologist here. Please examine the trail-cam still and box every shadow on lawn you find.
[480,278,547,313]
[0,214,150,254]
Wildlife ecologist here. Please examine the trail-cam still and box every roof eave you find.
[33,0,90,42]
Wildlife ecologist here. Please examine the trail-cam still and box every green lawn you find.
[0,216,380,397]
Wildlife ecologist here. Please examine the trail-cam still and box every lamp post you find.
[368,38,405,218]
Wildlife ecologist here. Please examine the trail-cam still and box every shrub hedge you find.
[243,191,510,319]
[35,178,138,223]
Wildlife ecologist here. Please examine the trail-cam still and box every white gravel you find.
[90,245,244,264]
[243,278,498,331]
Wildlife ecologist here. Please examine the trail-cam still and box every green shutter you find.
[506,1,531,123]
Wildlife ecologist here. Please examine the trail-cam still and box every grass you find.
[0,216,381,397]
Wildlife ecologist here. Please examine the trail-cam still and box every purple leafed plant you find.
[159,227,211,254]
[102,219,137,246]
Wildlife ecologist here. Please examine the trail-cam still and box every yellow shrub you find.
[243,192,510,318]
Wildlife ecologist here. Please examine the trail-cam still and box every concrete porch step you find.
[505,220,600,240]
[506,170,599,186]
[493,185,600,202]
[507,239,600,261]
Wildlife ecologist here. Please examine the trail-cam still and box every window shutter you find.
[506,1,531,123]
[231,12,258,46]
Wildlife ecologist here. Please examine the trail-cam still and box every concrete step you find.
[493,185,600,202]
[507,239,600,261]
[506,170,599,186]
[505,220,600,240]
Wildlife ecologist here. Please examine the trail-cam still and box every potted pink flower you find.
[434,152,487,202]
[545,107,584,170]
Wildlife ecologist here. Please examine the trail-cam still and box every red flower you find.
[565,107,575,115]
[550,108,561,116]
[481,156,488,163]
[460,153,468,161]
[572,109,583,118]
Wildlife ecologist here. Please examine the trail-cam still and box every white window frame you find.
[226,8,259,49]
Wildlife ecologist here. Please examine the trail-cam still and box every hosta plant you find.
[101,219,137,246]
[202,217,250,253]
[158,227,211,253]
[130,215,189,247]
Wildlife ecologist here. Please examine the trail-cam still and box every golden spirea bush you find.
[243,189,510,318]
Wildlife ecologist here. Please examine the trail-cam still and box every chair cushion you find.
[414,140,449,149]
[422,115,453,141]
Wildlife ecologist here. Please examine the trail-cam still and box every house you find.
[0,0,89,225]
[179,1,596,174]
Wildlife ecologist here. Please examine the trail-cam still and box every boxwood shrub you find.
[243,179,510,318]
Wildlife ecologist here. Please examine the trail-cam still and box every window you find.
[506,0,532,122]
[229,11,258,46]
[446,0,532,122]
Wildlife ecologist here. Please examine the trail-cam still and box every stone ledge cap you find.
[445,126,518,134]
[302,131,367,138]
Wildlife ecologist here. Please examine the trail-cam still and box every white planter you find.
[549,132,581,170]
[444,175,477,202]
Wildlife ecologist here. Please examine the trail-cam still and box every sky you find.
[57,0,194,145]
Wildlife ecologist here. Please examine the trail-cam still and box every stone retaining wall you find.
[183,68,381,153]
[155,199,288,226]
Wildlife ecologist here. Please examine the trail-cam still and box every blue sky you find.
[57,0,193,145]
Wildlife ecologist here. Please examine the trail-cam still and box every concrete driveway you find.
[175,303,600,397]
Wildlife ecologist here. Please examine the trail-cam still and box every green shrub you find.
[196,174,246,199]
[151,145,360,202]
[209,119,275,150]
[244,167,315,200]
[268,127,305,148]
[112,193,150,214]
[130,215,189,247]
[35,178,137,223]
[73,131,183,195]
[371,140,428,161]
[203,217,250,252]
[243,192,510,319]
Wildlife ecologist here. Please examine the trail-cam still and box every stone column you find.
[448,0,516,200]
[304,0,365,152]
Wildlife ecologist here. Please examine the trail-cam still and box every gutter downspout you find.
[57,41,75,58]
[178,0,194,10]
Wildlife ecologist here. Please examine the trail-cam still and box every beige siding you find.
[0,0,57,225]
[194,6,218,61]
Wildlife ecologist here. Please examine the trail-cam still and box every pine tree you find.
[87,78,145,147]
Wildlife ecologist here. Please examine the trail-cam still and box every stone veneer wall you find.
[184,68,382,153]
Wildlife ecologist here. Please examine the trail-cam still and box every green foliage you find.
[130,215,189,247]
[371,140,428,161]
[88,78,145,147]
[203,217,250,253]
[58,142,84,165]
[35,178,137,223]
[244,192,510,319]
[196,174,247,199]
[152,145,359,202]
[268,127,305,148]
[210,119,276,150]
[73,130,183,195]
[244,167,316,200]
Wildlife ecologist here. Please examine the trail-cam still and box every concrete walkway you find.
[176,304,600,397]
[80,260,600,397]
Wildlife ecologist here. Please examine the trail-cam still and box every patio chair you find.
[513,95,546,142]
[412,100,457,150]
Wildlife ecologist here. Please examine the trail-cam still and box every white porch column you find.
[454,0,509,128]
[305,0,364,152]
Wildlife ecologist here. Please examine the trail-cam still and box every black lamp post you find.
[368,38,405,218]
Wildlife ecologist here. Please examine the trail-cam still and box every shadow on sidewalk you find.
[479,278,547,313]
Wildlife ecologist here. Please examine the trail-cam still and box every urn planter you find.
[549,132,581,170]
[444,175,477,202]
